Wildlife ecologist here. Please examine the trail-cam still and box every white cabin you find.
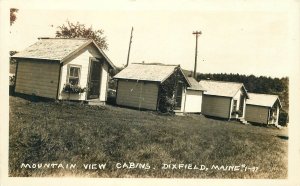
[12,38,115,103]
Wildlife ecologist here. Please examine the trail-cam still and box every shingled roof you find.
[12,38,115,69]
[247,93,282,108]
[187,77,205,91]
[114,63,191,86]
[199,80,249,98]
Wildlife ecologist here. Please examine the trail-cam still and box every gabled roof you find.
[11,38,116,69]
[199,80,249,98]
[247,93,282,108]
[114,63,191,86]
[186,77,206,91]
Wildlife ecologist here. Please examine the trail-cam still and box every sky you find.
[7,0,299,78]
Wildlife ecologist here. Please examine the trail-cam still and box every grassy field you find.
[9,95,288,178]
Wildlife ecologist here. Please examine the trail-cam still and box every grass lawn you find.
[9,95,288,178]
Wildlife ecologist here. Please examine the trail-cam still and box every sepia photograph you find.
[1,0,299,185]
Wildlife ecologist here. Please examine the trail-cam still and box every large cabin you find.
[12,38,115,104]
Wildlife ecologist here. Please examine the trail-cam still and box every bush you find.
[9,74,16,95]
[107,89,116,105]
[158,96,176,113]
[278,110,289,126]
[231,110,242,116]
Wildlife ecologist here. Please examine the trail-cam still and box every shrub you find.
[9,74,16,95]
[278,110,289,126]
[231,110,242,116]
[158,96,176,113]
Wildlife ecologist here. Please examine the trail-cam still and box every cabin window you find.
[175,82,183,110]
[270,107,277,117]
[67,65,81,85]
[233,100,238,111]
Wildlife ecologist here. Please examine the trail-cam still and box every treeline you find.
[195,73,289,112]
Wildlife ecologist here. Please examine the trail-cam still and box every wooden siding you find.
[58,44,106,101]
[99,62,109,102]
[116,80,158,110]
[15,60,60,99]
[183,90,203,113]
[245,105,269,124]
[201,95,231,118]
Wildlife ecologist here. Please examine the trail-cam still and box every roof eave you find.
[203,93,233,98]
[60,39,93,63]
[178,67,192,87]
[187,88,206,91]
[10,56,61,62]
[234,84,249,99]
[160,65,180,83]
[246,103,271,108]
[162,66,191,86]
[276,97,282,108]
[91,40,116,70]
[59,40,116,70]
[113,77,161,83]
[242,85,250,99]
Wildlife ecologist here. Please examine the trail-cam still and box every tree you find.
[10,8,18,26]
[10,51,18,64]
[55,21,108,50]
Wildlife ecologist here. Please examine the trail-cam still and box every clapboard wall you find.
[116,80,159,110]
[15,59,60,99]
[245,105,269,124]
[201,95,231,119]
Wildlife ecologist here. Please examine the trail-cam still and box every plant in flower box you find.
[62,83,86,94]
[231,110,242,115]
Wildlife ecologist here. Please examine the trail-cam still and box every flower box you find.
[62,83,86,94]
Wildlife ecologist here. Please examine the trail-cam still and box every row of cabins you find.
[113,63,282,125]
[11,38,282,125]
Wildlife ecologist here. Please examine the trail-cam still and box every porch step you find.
[275,124,283,129]
[238,118,249,125]
[87,99,106,106]
[174,110,185,116]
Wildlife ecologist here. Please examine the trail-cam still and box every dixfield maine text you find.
[20,162,258,172]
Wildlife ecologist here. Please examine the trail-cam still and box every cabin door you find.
[175,83,183,110]
[87,60,102,99]
[238,95,245,117]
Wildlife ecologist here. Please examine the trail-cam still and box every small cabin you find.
[11,38,115,104]
[113,63,191,112]
[199,80,249,120]
[245,93,282,125]
[180,77,206,113]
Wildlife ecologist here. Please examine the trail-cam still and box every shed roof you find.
[114,63,191,86]
[187,77,205,91]
[11,38,115,69]
[199,80,249,98]
[247,93,282,108]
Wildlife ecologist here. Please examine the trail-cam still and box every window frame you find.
[233,99,238,110]
[66,64,82,86]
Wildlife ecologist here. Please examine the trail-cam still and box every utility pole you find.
[192,31,202,79]
[126,27,134,67]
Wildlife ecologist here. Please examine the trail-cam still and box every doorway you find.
[87,60,102,99]
[175,82,183,110]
